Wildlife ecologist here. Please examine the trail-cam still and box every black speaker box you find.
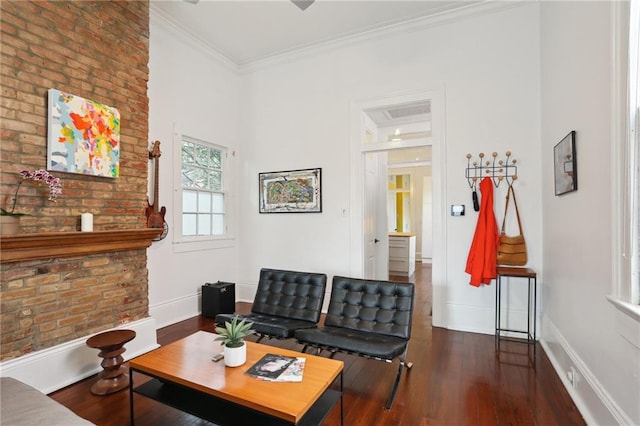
[202,281,235,318]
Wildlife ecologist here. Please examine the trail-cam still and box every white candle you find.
[81,213,93,232]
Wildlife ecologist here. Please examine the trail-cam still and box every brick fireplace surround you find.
[1,1,159,391]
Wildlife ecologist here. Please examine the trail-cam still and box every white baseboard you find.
[443,300,537,339]
[444,302,495,335]
[150,285,257,330]
[542,319,629,425]
[150,293,201,329]
[0,317,158,394]
[234,282,258,304]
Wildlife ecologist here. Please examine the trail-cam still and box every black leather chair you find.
[216,268,327,341]
[295,275,414,409]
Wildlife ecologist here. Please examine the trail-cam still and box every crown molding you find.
[150,1,531,75]
[240,1,530,74]
[149,4,238,73]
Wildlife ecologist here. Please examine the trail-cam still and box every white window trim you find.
[609,1,640,333]
[171,127,235,253]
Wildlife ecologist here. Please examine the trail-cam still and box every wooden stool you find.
[495,266,537,349]
[86,329,136,395]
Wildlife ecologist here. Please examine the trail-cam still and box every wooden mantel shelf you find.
[0,228,163,263]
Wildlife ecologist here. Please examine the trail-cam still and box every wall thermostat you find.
[451,204,465,216]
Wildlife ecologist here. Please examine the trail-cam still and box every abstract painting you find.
[259,168,322,213]
[47,89,120,178]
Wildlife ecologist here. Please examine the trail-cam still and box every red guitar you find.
[146,140,168,240]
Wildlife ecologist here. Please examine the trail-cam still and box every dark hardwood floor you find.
[50,263,585,425]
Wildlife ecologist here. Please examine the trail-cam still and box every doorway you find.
[349,88,446,327]
[387,147,433,264]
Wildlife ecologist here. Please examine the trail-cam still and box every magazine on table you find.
[245,353,298,380]
[261,357,306,382]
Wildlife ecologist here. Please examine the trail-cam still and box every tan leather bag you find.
[497,185,527,266]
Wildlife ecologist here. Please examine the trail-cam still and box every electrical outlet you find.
[567,367,577,388]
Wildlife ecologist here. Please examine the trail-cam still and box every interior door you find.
[364,152,376,279]
[363,151,388,279]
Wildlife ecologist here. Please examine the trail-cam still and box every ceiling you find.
[151,0,484,66]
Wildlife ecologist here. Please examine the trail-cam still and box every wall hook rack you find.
[465,151,518,188]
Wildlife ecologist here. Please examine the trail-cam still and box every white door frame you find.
[349,87,447,327]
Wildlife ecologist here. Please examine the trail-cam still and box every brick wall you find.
[0,250,149,361]
[0,1,151,361]
[1,0,149,231]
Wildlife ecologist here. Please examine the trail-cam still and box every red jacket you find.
[465,177,499,286]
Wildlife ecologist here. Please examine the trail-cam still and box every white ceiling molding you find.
[150,4,239,73]
[152,1,527,75]
[240,1,526,74]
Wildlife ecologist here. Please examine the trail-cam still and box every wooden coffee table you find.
[129,331,343,425]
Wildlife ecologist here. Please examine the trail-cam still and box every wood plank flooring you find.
[50,263,585,425]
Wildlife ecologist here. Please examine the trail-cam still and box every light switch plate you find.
[451,204,465,216]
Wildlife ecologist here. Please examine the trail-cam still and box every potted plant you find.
[214,315,254,367]
[1,169,62,235]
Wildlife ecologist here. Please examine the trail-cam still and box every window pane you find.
[182,142,195,165]
[212,193,224,213]
[196,145,210,167]
[183,190,197,212]
[210,170,222,191]
[198,214,211,235]
[183,214,197,235]
[212,214,224,235]
[182,165,197,187]
[199,192,212,213]
[211,150,221,169]
[190,167,209,189]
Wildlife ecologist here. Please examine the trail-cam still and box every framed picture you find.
[553,130,577,196]
[259,168,322,213]
[47,89,120,178]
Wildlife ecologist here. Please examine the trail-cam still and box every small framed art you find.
[553,130,577,196]
[259,168,322,213]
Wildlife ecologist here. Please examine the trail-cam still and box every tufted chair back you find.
[324,276,414,340]
[251,268,327,323]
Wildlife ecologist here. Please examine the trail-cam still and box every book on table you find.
[245,353,306,382]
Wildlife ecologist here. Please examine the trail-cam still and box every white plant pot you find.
[223,342,246,367]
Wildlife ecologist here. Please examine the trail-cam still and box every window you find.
[180,136,227,238]
[627,0,640,306]
[609,0,640,325]
[623,0,640,306]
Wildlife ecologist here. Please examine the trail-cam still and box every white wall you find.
[147,10,242,327]
[239,3,541,335]
[145,3,638,423]
[146,3,541,333]
[540,2,639,425]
